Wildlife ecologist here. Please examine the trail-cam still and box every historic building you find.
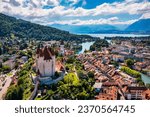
[36,46,56,77]
[60,41,65,55]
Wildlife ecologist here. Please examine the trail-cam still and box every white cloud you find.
[46,17,137,25]
[2,0,60,8]
[91,1,150,16]
[0,0,150,26]
[45,0,60,7]
[140,12,150,19]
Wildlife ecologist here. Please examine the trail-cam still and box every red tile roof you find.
[36,46,55,60]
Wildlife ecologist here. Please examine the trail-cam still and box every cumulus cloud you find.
[46,17,137,25]
[91,1,150,16]
[0,0,150,26]
[2,0,60,8]
[140,12,150,19]
[2,0,21,7]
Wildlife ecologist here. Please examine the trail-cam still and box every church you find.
[36,46,56,77]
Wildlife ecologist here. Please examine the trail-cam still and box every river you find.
[77,33,150,54]
[77,41,95,54]
[141,73,150,85]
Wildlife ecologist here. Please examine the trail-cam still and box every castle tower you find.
[36,46,55,77]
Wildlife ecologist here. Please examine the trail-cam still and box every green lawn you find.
[64,73,79,86]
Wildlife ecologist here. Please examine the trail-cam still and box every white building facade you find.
[36,46,55,77]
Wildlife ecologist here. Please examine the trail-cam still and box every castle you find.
[36,46,56,77]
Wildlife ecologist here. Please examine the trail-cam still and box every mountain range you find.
[125,19,150,34]
[0,13,150,41]
[51,24,118,34]
[51,19,150,34]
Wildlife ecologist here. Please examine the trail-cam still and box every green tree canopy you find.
[125,59,134,68]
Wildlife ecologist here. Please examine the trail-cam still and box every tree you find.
[64,73,79,85]
[5,85,23,100]
[111,61,119,67]
[77,70,87,79]
[19,43,28,50]
[66,56,75,64]
[90,39,109,51]
[88,71,94,78]
[77,90,89,100]
[27,50,32,57]
[0,62,2,68]
[121,66,141,78]
[125,59,134,68]
[15,62,19,69]
[5,85,16,100]
[47,90,54,99]
[10,33,15,39]
[2,65,11,72]
[146,84,150,89]
[0,13,99,42]
[18,78,24,85]
[0,47,2,55]
[2,57,9,62]
[19,51,27,56]
[84,49,88,53]
[55,71,60,78]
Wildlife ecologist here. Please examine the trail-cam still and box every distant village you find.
[0,35,150,100]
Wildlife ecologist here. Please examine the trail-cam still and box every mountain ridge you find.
[51,19,150,34]
[51,24,118,34]
[0,13,98,41]
[0,13,150,37]
[125,19,150,34]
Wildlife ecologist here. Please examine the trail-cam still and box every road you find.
[73,64,79,80]
[0,70,16,100]
[118,83,126,100]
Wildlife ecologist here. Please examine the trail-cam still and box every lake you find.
[89,34,150,39]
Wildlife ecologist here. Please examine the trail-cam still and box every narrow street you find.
[0,70,16,100]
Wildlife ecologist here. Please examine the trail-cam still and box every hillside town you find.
[0,35,150,100]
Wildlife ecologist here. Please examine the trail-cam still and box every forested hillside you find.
[0,13,98,41]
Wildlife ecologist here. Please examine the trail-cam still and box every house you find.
[2,60,15,70]
[20,56,28,63]
[142,90,150,100]
[93,82,102,93]
[124,86,147,100]
[56,60,64,72]
[95,86,118,100]
[113,55,124,62]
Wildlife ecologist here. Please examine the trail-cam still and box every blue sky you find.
[1,0,150,26]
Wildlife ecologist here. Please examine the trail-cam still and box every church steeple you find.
[60,40,65,55]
